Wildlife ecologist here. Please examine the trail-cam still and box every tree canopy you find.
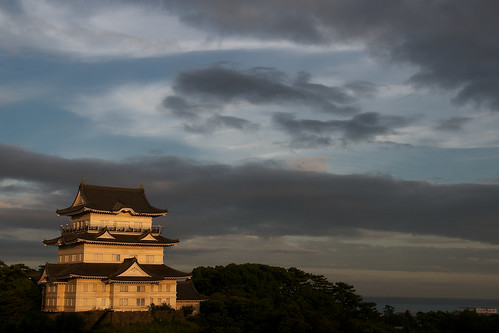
[191,263,384,332]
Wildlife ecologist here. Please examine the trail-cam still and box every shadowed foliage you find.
[192,263,385,332]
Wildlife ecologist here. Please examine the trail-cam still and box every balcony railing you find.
[60,224,163,235]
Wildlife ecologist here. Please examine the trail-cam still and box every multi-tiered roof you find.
[38,182,204,312]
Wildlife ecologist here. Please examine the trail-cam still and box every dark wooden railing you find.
[60,224,163,234]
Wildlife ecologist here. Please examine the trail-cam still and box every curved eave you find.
[106,280,162,284]
[73,239,178,247]
[66,274,108,279]
[163,276,192,280]
[43,238,62,246]
[57,207,167,217]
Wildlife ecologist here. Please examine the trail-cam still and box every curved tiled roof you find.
[40,258,190,283]
[56,183,167,216]
[43,230,179,247]
[177,280,208,301]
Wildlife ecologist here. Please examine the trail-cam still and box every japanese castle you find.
[37,182,204,312]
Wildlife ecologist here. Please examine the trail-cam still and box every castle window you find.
[146,255,154,263]
[93,283,97,292]
[102,284,106,292]
[136,298,145,306]
[94,253,103,261]
[119,298,128,306]
[112,254,121,262]
[137,285,145,292]
[158,285,162,292]
[120,285,128,292]
[84,283,88,292]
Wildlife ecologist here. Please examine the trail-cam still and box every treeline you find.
[2,260,499,332]
[191,263,384,332]
[382,306,499,333]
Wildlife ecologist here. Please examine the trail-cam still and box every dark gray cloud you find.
[1,143,499,247]
[162,65,399,144]
[274,112,410,146]
[435,117,472,131]
[165,66,361,115]
[163,94,260,133]
[165,1,499,111]
[162,96,199,119]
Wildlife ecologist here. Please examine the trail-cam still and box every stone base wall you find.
[45,310,184,329]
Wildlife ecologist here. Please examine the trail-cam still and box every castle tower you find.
[38,182,195,312]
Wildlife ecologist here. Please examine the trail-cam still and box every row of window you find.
[49,283,171,293]
[118,284,170,292]
[59,254,83,263]
[63,254,155,263]
[46,298,102,308]
[46,298,171,308]
[58,253,155,263]
[119,298,170,307]
[63,283,106,293]
[83,283,107,292]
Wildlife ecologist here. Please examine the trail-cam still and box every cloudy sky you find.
[1,0,499,298]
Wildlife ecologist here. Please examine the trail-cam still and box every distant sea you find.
[365,297,499,313]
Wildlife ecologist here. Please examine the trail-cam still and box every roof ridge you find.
[81,183,143,192]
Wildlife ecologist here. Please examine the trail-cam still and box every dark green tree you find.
[0,260,53,332]
[192,263,386,332]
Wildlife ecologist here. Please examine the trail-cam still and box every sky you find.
[1,0,499,299]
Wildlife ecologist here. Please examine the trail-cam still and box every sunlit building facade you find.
[38,182,203,312]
